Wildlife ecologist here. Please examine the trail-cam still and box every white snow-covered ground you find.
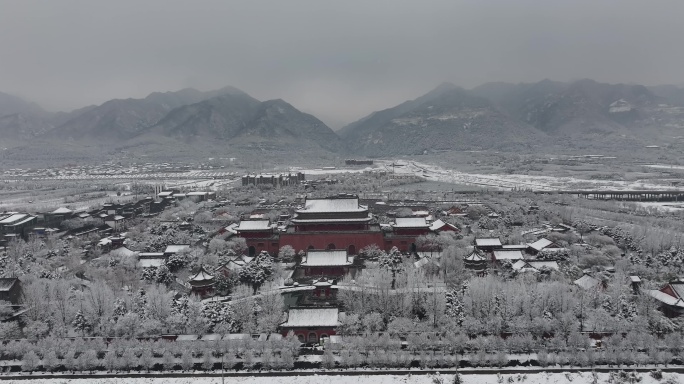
[379,161,679,192]
[2,372,682,384]
[297,160,678,192]
[644,164,684,170]
[634,202,684,212]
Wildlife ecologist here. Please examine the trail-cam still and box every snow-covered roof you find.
[429,219,457,232]
[0,278,18,292]
[649,290,684,308]
[110,247,136,258]
[629,276,641,283]
[493,250,524,261]
[501,244,528,250]
[236,220,271,231]
[527,261,560,270]
[139,258,166,268]
[219,255,254,270]
[475,238,502,247]
[393,217,428,228]
[298,198,365,213]
[189,267,214,282]
[414,257,440,269]
[158,191,174,197]
[164,244,190,254]
[574,275,601,290]
[464,249,486,261]
[0,213,28,224]
[200,334,221,341]
[416,251,442,259]
[292,216,372,223]
[281,307,339,328]
[175,334,198,341]
[302,250,353,267]
[528,238,555,251]
[52,207,73,214]
[313,277,334,287]
[6,216,36,227]
[670,283,684,299]
[512,260,559,272]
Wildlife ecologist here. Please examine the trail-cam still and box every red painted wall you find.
[239,231,274,238]
[280,327,336,343]
[280,232,385,254]
[295,224,368,231]
[244,238,280,256]
[394,228,430,236]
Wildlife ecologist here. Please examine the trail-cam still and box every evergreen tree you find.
[72,310,92,336]
[445,289,465,326]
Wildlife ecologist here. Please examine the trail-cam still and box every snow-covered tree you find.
[239,251,274,293]
[378,246,404,289]
[445,289,465,326]
[72,310,92,336]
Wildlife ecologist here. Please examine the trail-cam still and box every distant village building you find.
[0,212,38,240]
[44,207,74,227]
[242,172,305,187]
[104,214,126,232]
[345,159,373,165]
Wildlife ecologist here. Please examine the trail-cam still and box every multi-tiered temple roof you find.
[291,197,372,225]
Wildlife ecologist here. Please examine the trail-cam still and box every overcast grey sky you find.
[1,0,683,128]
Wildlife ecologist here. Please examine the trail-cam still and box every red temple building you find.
[297,249,356,279]
[279,307,339,343]
[235,195,446,257]
[188,266,215,297]
[279,196,384,255]
[385,217,430,252]
[235,220,279,256]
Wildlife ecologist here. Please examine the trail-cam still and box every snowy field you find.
[3,372,683,384]
[380,161,679,192]
[297,160,679,192]
[635,202,684,212]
